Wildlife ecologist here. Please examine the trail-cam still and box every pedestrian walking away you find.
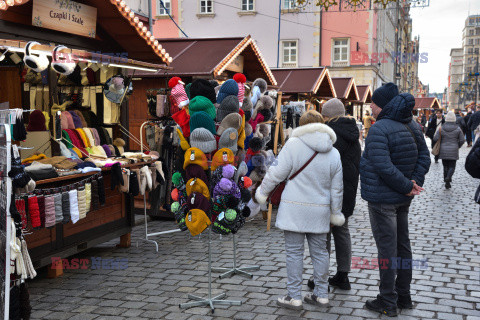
[359,82,431,317]
[426,109,445,163]
[464,108,473,147]
[305,98,361,292]
[433,111,465,189]
[467,106,480,143]
[363,111,375,138]
[255,110,345,311]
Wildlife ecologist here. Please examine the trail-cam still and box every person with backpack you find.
[433,111,465,189]
[255,110,345,310]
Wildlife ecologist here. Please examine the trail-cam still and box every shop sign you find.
[225,55,244,73]
[32,0,97,38]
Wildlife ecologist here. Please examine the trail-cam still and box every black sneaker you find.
[365,298,398,317]
[445,181,451,189]
[397,295,413,309]
[328,272,351,290]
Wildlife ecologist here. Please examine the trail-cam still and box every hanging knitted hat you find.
[190,78,217,104]
[186,178,210,200]
[218,128,238,153]
[217,112,242,136]
[185,164,208,183]
[189,95,216,119]
[189,111,216,135]
[217,95,240,122]
[211,148,235,171]
[168,76,189,108]
[187,192,211,213]
[190,128,217,154]
[233,73,246,106]
[26,110,47,131]
[183,147,208,170]
[185,209,211,237]
[216,79,239,104]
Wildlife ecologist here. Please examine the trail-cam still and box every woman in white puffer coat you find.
[256,110,345,310]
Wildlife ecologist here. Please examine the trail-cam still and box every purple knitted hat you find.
[68,111,83,128]
[102,144,112,157]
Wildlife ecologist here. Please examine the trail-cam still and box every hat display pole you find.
[211,233,259,279]
[179,226,242,313]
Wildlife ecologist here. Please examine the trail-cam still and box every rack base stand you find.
[180,228,242,314]
[136,194,180,252]
[212,234,260,279]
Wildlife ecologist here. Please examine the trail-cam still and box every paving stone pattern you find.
[29,145,480,319]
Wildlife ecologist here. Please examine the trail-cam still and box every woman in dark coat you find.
[433,111,465,189]
[307,98,361,290]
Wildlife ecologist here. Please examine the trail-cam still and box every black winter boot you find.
[328,271,351,290]
[397,294,413,309]
[365,298,398,317]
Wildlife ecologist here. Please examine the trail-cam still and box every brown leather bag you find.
[267,151,319,206]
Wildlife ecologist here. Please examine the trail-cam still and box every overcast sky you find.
[410,0,480,93]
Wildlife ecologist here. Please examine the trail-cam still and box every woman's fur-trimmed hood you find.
[291,123,337,153]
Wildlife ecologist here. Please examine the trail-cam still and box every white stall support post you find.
[179,227,242,313]
[211,233,260,279]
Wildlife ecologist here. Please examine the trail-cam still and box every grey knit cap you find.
[217,113,242,136]
[321,98,345,118]
[218,128,238,153]
[216,95,239,122]
[190,128,217,154]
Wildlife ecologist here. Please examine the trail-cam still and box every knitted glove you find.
[69,190,80,223]
[15,198,27,229]
[21,239,36,279]
[77,189,87,219]
[91,179,100,207]
[61,191,71,224]
[44,195,56,228]
[10,219,26,279]
[36,195,45,228]
[98,176,106,205]
[54,193,63,224]
[140,166,153,191]
[85,183,92,213]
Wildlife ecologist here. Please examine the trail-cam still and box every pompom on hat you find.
[252,78,268,94]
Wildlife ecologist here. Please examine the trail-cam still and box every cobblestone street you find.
[28,144,480,320]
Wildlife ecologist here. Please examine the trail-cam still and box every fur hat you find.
[258,108,272,122]
[113,138,125,156]
[245,122,253,137]
[190,78,217,104]
[218,128,238,153]
[183,147,208,170]
[217,79,239,104]
[186,178,210,200]
[211,148,235,171]
[248,136,264,152]
[254,95,274,112]
[217,113,242,135]
[321,98,345,118]
[217,95,240,122]
[252,78,268,94]
[190,128,217,154]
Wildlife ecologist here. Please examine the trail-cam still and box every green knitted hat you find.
[185,83,192,99]
[172,172,184,187]
[189,111,216,135]
[189,96,216,120]
[225,209,237,222]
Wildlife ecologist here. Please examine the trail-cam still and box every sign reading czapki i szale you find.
[32,0,97,38]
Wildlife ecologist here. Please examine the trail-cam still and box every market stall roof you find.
[0,0,171,65]
[414,97,441,109]
[271,67,336,98]
[356,85,372,104]
[132,36,277,85]
[331,77,360,102]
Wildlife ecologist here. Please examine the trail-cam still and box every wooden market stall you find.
[0,0,171,273]
[331,77,360,116]
[354,85,373,120]
[414,97,441,118]
[271,67,337,111]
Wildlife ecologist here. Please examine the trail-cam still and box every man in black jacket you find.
[465,108,473,147]
[426,109,445,163]
[467,106,480,144]
[306,98,361,291]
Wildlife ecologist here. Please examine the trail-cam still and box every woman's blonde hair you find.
[299,110,324,126]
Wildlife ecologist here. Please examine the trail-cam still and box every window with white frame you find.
[199,0,213,13]
[332,38,350,63]
[282,40,298,66]
[283,0,296,9]
[158,0,171,15]
[241,0,254,11]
